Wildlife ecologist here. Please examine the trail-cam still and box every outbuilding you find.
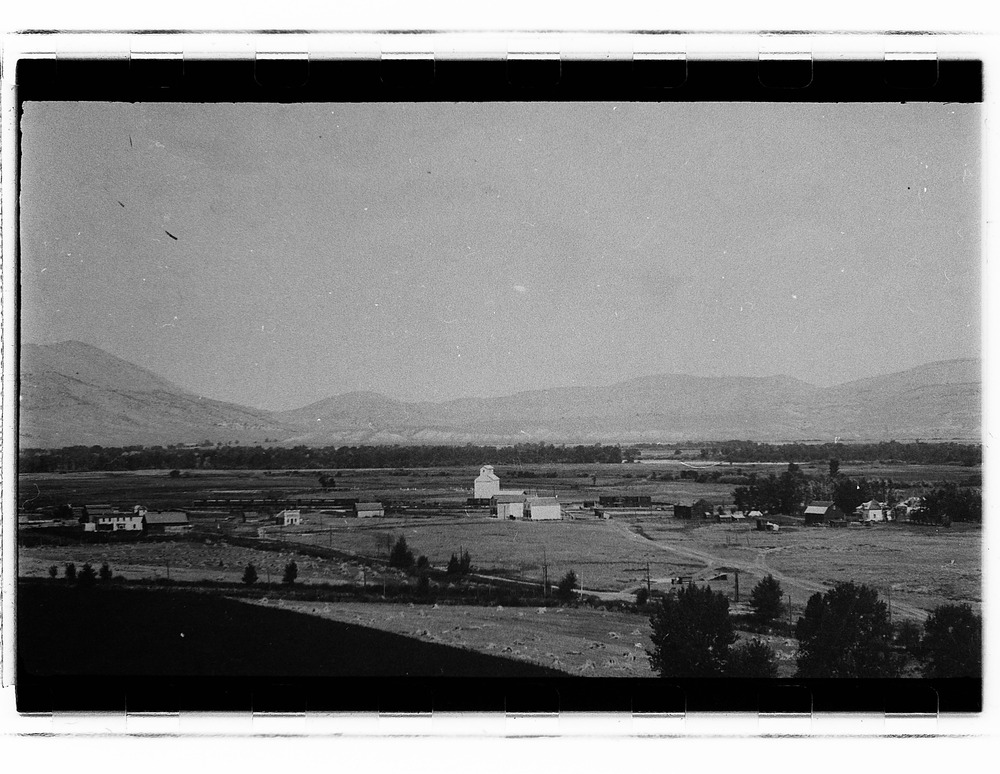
[274,509,302,526]
[143,511,191,533]
[803,501,847,526]
[525,495,562,521]
[860,500,889,522]
[492,493,527,520]
[355,502,384,518]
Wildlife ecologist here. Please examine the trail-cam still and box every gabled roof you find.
[804,501,835,514]
[355,502,383,510]
[526,496,560,507]
[861,500,883,509]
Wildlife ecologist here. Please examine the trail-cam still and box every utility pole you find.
[734,570,739,603]
[788,594,793,631]
[646,561,651,595]
[888,585,892,624]
[166,560,170,580]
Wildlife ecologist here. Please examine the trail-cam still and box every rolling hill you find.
[17,341,981,448]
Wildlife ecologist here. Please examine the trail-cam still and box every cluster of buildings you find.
[80,504,191,533]
[474,465,563,521]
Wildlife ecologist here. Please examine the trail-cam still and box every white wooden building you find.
[474,465,501,500]
[492,493,527,519]
[525,495,562,521]
[274,509,302,526]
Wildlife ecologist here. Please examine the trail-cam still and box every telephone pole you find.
[646,561,651,595]
[734,570,739,603]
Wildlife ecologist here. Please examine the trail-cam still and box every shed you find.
[692,499,715,519]
[355,502,384,518]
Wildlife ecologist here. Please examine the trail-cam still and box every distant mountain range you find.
[17,341,982,448]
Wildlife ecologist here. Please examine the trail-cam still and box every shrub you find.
[416,555,430,571]
[48,565,58,579]
[64,563,77,582]
[556,570,578,602]
[242,563,258,585]
[282,561,298,585]
[636,587,649,606]
[724,639,779,678]
[648,584,736,677]
[99,563,113,582]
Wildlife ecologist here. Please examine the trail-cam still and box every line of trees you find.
[647,576,982,679]
[700,440,981,466]
[18,442,625,473]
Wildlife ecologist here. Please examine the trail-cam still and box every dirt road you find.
[613,520,929,622]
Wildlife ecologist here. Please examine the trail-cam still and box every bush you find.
[724,639,779,677]
[282,561,298,585]
[556,570,578,602]
[922,604,982,678]
[48,565,58,579]
[636,587,649,606]
[168,469,181,478]
[99,563,113,582]
[64,563,77,582]
[795,582,901,678]
[242,563,258,585]
[77,563,97,588]
[749,574,784,626]
[389,535,415,569]
[648,584,736,677]
[416,555,429,571]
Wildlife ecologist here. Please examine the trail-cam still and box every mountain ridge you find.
[18,341,982,447]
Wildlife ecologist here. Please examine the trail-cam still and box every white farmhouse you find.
[860,500,889,522]
[474,465,501,500]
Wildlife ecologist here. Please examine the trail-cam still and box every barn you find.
[803,501,847,526]
[142,511,191,533]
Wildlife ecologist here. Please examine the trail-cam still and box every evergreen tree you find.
[556,570,578,602]
[389,535,415,569]
[64,563,77,582]
[242,563,258,585]
[99,563,113,582]
[77,563,97,587]
[749,574,784,626]
[282,561,298,585]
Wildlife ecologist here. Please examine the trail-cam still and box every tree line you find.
[647,575,982,679]
[695,440,981,466]
[18,442,625,473]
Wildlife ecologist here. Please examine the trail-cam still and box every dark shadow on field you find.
[17,581,567,678]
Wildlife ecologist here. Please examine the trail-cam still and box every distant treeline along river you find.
[18,440,981,473]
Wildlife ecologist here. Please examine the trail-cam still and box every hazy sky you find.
[20,101,980,411]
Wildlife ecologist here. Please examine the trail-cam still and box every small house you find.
[274,509,302,526]
[492,493,527,520]
[474,465,501,500]
[692,499,715,519]
[525,495,562,521]
[355,502,384,518]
